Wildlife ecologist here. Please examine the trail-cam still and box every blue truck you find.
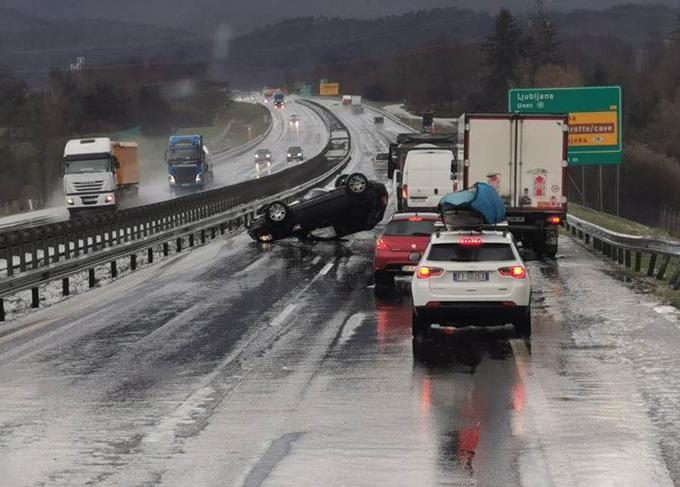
[166,135,213,190]
[273,91,285,109]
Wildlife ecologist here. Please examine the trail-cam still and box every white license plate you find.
[453,272,489,282]
[507,216,525,223]
[402,265,417,272]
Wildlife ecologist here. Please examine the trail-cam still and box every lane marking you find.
[311,256,321,265]
[318,262,334,277]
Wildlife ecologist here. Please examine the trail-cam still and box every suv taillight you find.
[498,266,526,279]
[416,266,444,279]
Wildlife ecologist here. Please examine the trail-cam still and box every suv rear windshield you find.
[427,243,514,262]
[384,220,436,236]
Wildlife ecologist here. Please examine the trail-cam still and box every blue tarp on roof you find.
[439,183,506,224]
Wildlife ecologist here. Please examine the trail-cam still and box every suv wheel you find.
[265,201,290,225]
[345,173,369,195]
[514,308,532,338]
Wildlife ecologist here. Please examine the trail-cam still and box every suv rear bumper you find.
[414,303,528,327]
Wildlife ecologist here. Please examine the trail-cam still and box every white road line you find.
[311,256,321,265]
[318,262,334,277]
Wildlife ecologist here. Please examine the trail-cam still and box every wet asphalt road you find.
[2,106,680,486]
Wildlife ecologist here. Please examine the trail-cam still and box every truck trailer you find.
[63,137,140,218]
[457,113,569,257]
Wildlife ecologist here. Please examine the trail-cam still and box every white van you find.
[398,145,456,211]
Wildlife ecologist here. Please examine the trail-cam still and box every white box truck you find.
[351,95,363,114]
[63,137,140,218]
[458,113,568,257]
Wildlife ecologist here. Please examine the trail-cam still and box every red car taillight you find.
[416,266,444,279]
[498,266,527,279]
[376,238,391,251]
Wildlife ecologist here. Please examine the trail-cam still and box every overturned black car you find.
[247,173,388,242]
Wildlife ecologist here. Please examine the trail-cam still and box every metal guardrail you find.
[0,99,351,321]
[565,213,680,288]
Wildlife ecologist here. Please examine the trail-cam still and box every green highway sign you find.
[509,86,622,165]
[299,84,312,97]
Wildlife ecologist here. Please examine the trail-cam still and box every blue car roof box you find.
[439,182,506,227]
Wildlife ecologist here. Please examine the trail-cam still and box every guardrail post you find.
[200,229,206,245]
[211,227,216,239]
[593,238,602,251]
[189,233,195,248]
[578,229,584,240]
[163,242,169,257]
[5,247,14,277]
[89,268,96,288]
[647,254,657,277]
[0,298,4,321]
[31,287,39,308]
[657,255,671,281]
[176,238,182,253]
[62,277,69,296]
[220,223,225,235]
[148,247,154,264]
[635,252,642,272]
[625,250,631,268]
[130,254,137,271]
[111,261,117,279]
[669,265,680,289]
[617,248,624,265]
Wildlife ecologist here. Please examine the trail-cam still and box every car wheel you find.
[543,244,558,259]
[346,173,369,195]
[411,309,430,339]
[514,308,532,338]
[335,174,348,188]
[265,201,291,225]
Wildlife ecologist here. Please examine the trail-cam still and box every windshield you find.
[64,158,111,174]
[427,243,515,262]
[167,147,201,162]
[384,220,436,236]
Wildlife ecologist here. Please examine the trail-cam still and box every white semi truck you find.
[457,113,569,257]
[63,137,140,218]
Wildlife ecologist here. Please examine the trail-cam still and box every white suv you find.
[411,229,531,339]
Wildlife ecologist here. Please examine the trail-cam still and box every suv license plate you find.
[453,272,489,282]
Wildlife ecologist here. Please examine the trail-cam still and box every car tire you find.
[543,244,558,259]
[265,201,291,226]
[345,173,369,195]
[411,309,431,339]
[374,271,395,296]
[335,174,348,188]
[514,308,532,338]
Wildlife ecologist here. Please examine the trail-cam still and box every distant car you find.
[287,146,304,162]
[373,152,389,165]
[411,229,531,343]
[374,212,442,291]
[247,173,388,242]
[254,149,272,173]
[289,114,300,126]
[374,116,385,124]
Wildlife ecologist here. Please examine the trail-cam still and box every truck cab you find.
[273,92,285,109]
[63,137,139,218]
[166,135,212,190]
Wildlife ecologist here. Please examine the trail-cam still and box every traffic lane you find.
[152,236,677,486]
[211,98,329,186]
[0,234,347,486]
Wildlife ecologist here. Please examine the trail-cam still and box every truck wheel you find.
[514,308,532,338]
[345,173,369,195]
[335,174,348,188]
[265,201,291,226]
[543,244,558,259]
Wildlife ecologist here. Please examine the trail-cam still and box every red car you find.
[374,212,441,291]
